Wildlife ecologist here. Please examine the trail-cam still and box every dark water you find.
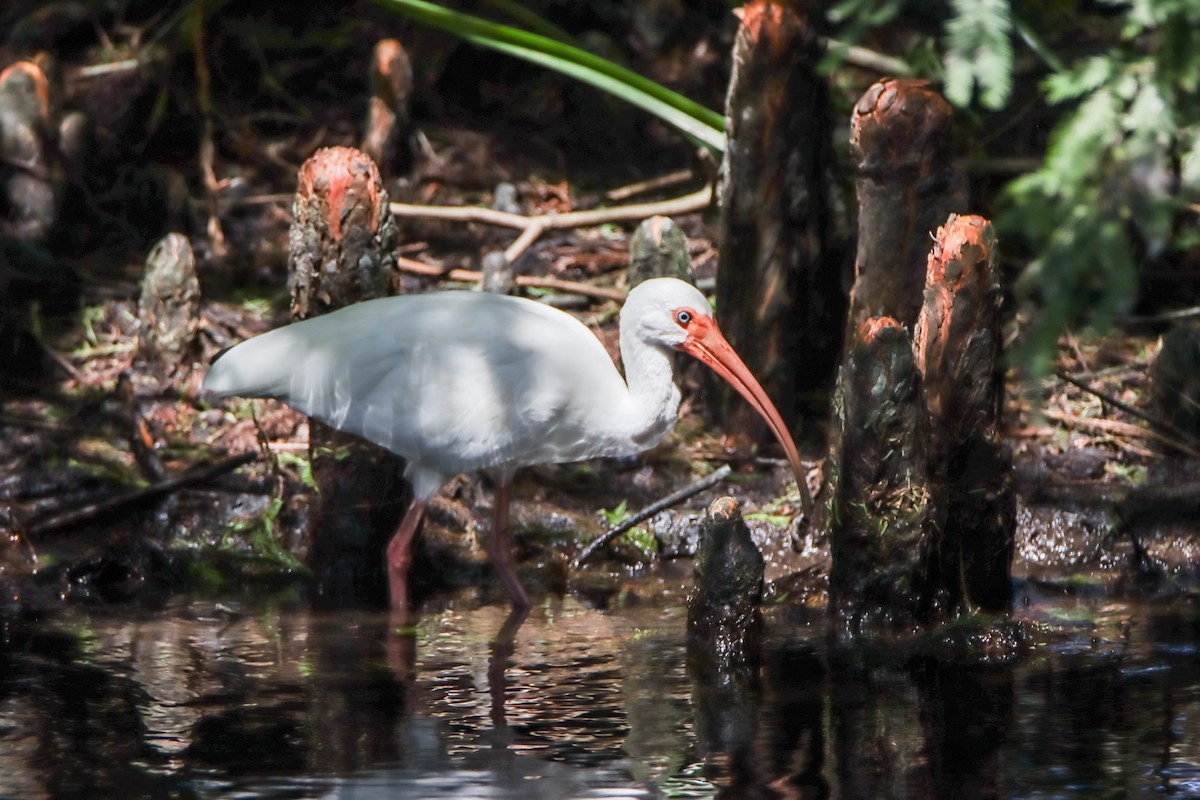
[1,584,1198,799]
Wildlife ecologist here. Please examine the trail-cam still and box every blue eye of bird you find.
[676,310,691,325]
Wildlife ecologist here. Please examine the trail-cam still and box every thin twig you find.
[821,37,914,75]
[218,192,292,208]
[397,256,627,302]
[1055,369,1199,446]
[390,186,712,232]
[1040,407,1200,459]
[503,221,545,263]
[74,58,143,79]
[191,0,227,258]
[1121,305,1200,324]
[606,169,695,201]
[392,186,710,276]
[572,464,731,569]
[25,451,258,536]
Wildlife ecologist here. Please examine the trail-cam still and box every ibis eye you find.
[675,310,692,326]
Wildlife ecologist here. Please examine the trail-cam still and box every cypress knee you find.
[914,214,1013,615]
[826,317,928,633]
[716,0,841,438]
[290,147,407,607]
[847,78,966,330]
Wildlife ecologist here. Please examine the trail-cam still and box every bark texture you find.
[629,215,694,287]
[688,496,764,654]
[826,215,1013,633]
[1151,324,1200,446]
[0,60,58,241]
[847,79,966,330]
[914,214,1013,616]
[137,233,200,379]
[687,496,763,786]
[826,317,928,631]
[361,39,413,180]
[289,147,407,607]
[289,146,399,319]
[716,0,842,436]
[0,59,80,380]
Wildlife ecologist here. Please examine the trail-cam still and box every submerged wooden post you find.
[847,79,966,330]
[290,147,407,606]
[716,0,841,437]
[914,214,1013,615]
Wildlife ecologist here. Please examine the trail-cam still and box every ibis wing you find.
[204,292,630,474]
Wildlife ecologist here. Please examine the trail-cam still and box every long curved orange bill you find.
[679,317,813,515]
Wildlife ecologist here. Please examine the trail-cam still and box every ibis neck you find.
[618,332,682,453]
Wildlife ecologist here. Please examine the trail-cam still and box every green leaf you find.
[374,0,725,152]
[1044,57,1113,104]
[943,0,1014,109]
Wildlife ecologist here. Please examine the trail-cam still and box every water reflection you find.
[0,591,1197,798]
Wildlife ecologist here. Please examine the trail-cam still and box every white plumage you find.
[204,277,805,614]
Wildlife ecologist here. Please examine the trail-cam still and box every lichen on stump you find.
[137,232,200,379]
[629,215,695,287]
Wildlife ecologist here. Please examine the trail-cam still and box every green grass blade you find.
[375,0,725,151]
[475,0,578,45]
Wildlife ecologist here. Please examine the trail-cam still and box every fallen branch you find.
[1055,369,1199,446]
[572,464,731,568]
[606,169,695,202]
[397,256,628,303]
[1039,407,1200,459]
[25,451,258,536]
[390,186,712,262]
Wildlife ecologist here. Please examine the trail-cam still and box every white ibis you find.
[203,277,808,615]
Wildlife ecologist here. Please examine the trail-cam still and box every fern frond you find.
[943,0,1014,110]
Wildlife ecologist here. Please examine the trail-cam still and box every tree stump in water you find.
[715,0,842,437]
[914,215,1013,617]
[826,215,1012,633]
[290,147,407,607]
[826,317,928,631]
[687,496,763,780]
[847,79,966,330]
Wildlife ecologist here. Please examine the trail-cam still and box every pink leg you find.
[387,499,427,618]
[487,481,530,609]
